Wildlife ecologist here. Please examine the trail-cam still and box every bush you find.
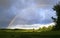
[38,25,54,32]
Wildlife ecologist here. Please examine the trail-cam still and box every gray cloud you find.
[0,0,17,28]
[0,0,60,28]
[0,0,16,9]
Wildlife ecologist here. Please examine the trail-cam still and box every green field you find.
[0,29,60,38]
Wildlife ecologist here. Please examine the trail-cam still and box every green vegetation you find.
[37,26,54,32]
[0,26,60,38]
[52,2,60,30]
[0,25,54,32]
[0,30,60,38]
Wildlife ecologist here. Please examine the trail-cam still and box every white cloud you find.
[7,23,55,29]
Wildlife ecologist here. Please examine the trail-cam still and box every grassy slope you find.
[0,30,60,38]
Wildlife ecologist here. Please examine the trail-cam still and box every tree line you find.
[52,2,60,30]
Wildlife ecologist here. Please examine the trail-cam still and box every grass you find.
[0,29,60,38]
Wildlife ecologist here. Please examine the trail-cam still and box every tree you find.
[41,26,48,32]
[53,2,60,30]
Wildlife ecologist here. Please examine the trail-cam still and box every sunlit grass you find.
[0,25,60,38]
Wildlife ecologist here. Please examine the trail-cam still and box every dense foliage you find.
[52,2,60,30]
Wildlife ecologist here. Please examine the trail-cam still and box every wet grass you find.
[0,29,60,38]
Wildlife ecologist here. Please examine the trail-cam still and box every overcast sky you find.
[0,0,60,28]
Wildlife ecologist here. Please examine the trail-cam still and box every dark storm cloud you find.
[0,0,60,28]
[0,0,16,9]
[0,0,16,28]
[36,0,58,5]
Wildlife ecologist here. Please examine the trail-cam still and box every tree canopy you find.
[52,2,60,30]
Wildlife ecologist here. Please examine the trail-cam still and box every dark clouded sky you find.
[0,0,60,29]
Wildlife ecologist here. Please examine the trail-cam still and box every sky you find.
[0,0,60,29]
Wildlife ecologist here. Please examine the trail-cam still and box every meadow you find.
[0,29,60,38]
